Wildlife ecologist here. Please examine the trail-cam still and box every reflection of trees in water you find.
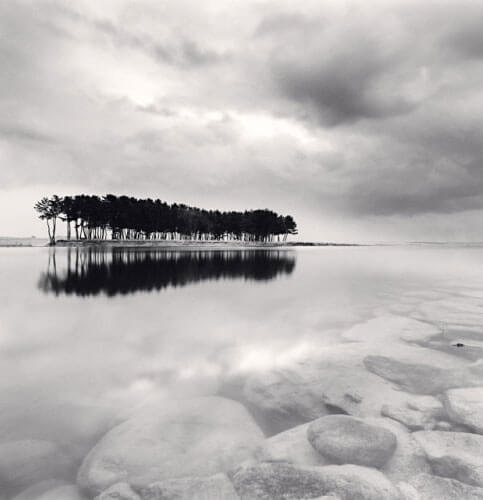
[39,248,296,297]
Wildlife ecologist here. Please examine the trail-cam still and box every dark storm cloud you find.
[271,46,416,126]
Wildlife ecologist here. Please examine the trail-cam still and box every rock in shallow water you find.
[409,473,483,500]
[307,415,397,468]
[77,396,263,495]
[254,423,330,466]
[413,431,483,487]
[95,482,140,499]
[443,387,483,434]
[363,355,481,394]
[231,462,401,500]
[140,473,239,500]
[381,404,435,431]
[242,370,330,431]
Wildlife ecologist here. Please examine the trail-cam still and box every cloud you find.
[2,0,483,240]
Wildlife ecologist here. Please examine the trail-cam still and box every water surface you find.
[1,245,483,496]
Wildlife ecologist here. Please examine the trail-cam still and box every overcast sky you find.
[1,0,483,241]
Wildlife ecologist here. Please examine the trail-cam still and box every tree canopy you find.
[34,194,297,244]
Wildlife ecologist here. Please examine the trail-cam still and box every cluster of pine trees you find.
[34,194,297,245]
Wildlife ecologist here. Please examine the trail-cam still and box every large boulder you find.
[363,355,481,394]
[0,440,74,493]
[231,462,401,500]
[443,387,483,434]
[140,473,239,500]
[409,473,483,500]
[413,431,483,487]
[307,415,397,468]
[95,482,141,499]
[77,397,263,495]
[254,423,330,466]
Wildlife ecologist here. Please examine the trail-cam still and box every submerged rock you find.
[307,415,397,468]
[0,439,73,492]
[381,404,434,431]
[443,387,483,434]
[409,473,483,500]
[77,396,263,495]
[380,393,444,431]
[95,482,141,499]
[232,462,400,500]
[363,355,481,394]
[413,431,483,487]
[242,370,330,431]
[141,473,239,500]
[254,423,330,466]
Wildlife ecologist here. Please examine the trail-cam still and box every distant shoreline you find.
[52,239,361,248]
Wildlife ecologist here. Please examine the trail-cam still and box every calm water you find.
[1,245,483,497]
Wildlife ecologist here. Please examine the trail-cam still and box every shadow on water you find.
[38,247,296,297]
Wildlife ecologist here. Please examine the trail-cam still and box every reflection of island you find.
[38,248,296,297]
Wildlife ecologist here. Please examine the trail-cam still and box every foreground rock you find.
[231,462,401,500]
[409,473,483,500]
[254,423,330,466]
[413,431,483,487]
[95,482,140,499]
[307,415,397,468]
[0,440,73,492]
[364,355,481,394]
[77,397,263,495]
[443,387,483,434]
[141,473,239,500]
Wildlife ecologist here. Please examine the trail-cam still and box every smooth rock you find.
[413,431,483,487]
[366,417,430,482]
[77,396,263,495]
[36,485,86,500]
[244,338,464,421]
[141,473,239,500]
[409,473,483,500]
[443,387,483,434]
[395,482,419,500]
[307,415,397,468]
[95,482,141,499]
[254,423,330,466]
[232,462,401,500]
[381,404,434,431]
[243,370,329,431]
[364,355,481,394]
[0,440,73,492]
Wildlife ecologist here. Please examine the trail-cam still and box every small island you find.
[34,194,298,246]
